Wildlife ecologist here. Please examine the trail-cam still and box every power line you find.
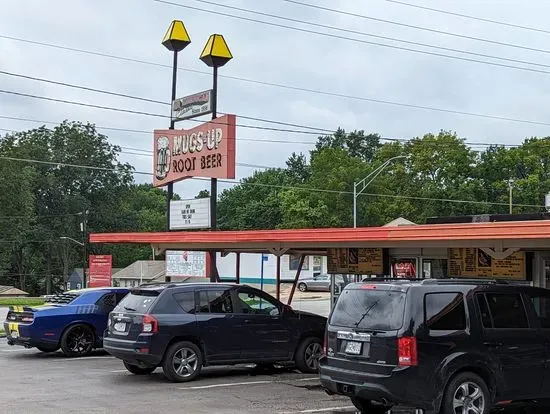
[282,0,550,55]
[0,87,332,136]
[4,35,550,128]
[0,114,521,149]
[0,71,168,106]
[0,154,543,209]
[152,0,550,77]
[185,0,550,69]
[384,0,550,36]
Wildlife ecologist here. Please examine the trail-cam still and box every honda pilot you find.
[104,283,326,382]
[319,279,550,414]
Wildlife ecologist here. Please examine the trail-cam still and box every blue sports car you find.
[4,287,129,357]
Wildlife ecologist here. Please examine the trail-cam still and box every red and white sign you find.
[153,114,236,187]
[89,255,113,288]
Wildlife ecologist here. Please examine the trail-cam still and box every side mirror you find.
[282,304,293,313]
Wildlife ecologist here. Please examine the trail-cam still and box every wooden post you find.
[287,255,305,306]
[276,255,281,301]
[236,252,241,284]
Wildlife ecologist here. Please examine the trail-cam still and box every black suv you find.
[104,283,326,382]
[319,279,550,414]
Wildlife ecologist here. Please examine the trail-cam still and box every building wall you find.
[217,253,327,284]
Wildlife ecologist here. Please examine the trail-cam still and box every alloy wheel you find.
[304,341,323,370]
[452,381,485,414]
[172,347,199,378]
[66,326,93,354]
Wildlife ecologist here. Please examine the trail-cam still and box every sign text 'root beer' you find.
[153,114,236,187]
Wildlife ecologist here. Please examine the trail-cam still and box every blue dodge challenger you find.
[4,287,129,357]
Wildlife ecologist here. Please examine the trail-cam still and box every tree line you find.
[2,122,550,295]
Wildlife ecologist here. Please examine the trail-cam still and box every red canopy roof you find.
[90,220,550,253]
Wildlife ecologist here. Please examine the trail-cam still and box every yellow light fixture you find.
[162,20,191,52]
[200,34,232,67]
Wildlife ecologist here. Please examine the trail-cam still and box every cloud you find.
[2,0,550,202]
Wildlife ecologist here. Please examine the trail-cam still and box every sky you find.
[2,0,550,200]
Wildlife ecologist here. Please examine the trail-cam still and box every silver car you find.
[298,274,343,292]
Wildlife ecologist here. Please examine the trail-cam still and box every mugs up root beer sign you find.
[153,114,236,186]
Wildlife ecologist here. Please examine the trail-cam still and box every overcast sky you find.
[2,0,550,199]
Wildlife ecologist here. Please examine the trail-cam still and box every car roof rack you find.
[420,278,510,285]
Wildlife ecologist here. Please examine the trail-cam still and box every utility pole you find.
[80,210,88,289]
[508,179,514,215]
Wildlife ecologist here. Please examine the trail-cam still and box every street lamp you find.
[200,33,233,282]
[59,236,84,246]
[60,236,86,288]
[162,20,191,231]
[353,155,407,228]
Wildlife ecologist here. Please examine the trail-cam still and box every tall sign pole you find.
[162,20,191,231]
[200,34,233,282]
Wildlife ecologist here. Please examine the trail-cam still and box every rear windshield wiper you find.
[123,306,137,312]
[354,300,379,328]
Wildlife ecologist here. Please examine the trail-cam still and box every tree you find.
[0,122,134,294]
[315,128,381,162]
[218,169,296,230]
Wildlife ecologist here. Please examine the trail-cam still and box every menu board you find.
[448,248,525,280]
[327,248,383,275]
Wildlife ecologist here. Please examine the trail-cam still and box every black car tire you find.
[298,283,307,292]
[294,337,323,373]
[60,324,95,357]
[350,397,391,413]
[123,361,156,375]
[36,345,59,353]
[441,372,490,414]
[162,341,203,383]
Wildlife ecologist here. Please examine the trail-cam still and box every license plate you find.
[345,341,362,355]
[114,322,126,332]
[8,322,19,338]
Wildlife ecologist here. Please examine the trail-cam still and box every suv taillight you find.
[142,314,158,333]
[323,332,327,355]
[397,336,418,367]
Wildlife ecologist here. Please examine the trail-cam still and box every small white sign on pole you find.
[166,250,207,278]
[169,198,211,230]
[172,90,213,122]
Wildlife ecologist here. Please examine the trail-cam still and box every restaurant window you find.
[289,255,309,271]
[391,258,417,278]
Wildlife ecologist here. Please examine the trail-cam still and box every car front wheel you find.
[60,324,95,357]
[294,337,323,373]
[298,283,307,292]
[442,372,490,414]
[162,341,203,383]
[123,361,156,375]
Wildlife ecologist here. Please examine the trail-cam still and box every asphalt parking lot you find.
[2,339,549,414]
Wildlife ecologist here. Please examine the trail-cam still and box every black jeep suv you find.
[319,279,550,414]
[104,283,326,382]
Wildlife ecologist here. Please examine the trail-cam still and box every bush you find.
[0,297,46,307]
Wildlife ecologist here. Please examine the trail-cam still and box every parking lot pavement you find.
[1,338,547,414]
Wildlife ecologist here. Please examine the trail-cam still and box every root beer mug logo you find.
[155,136,171,180]
[153,114,236,187]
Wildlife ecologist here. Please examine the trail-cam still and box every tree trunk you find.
[46,244,52,295]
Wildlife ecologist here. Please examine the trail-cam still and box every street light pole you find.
[353,155,407,228]
[200,34,233,283]
[162,20,191,232]
[508,179,514,214]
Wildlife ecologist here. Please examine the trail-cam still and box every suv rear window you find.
[330,288,406,331]
[114,291,159,313]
